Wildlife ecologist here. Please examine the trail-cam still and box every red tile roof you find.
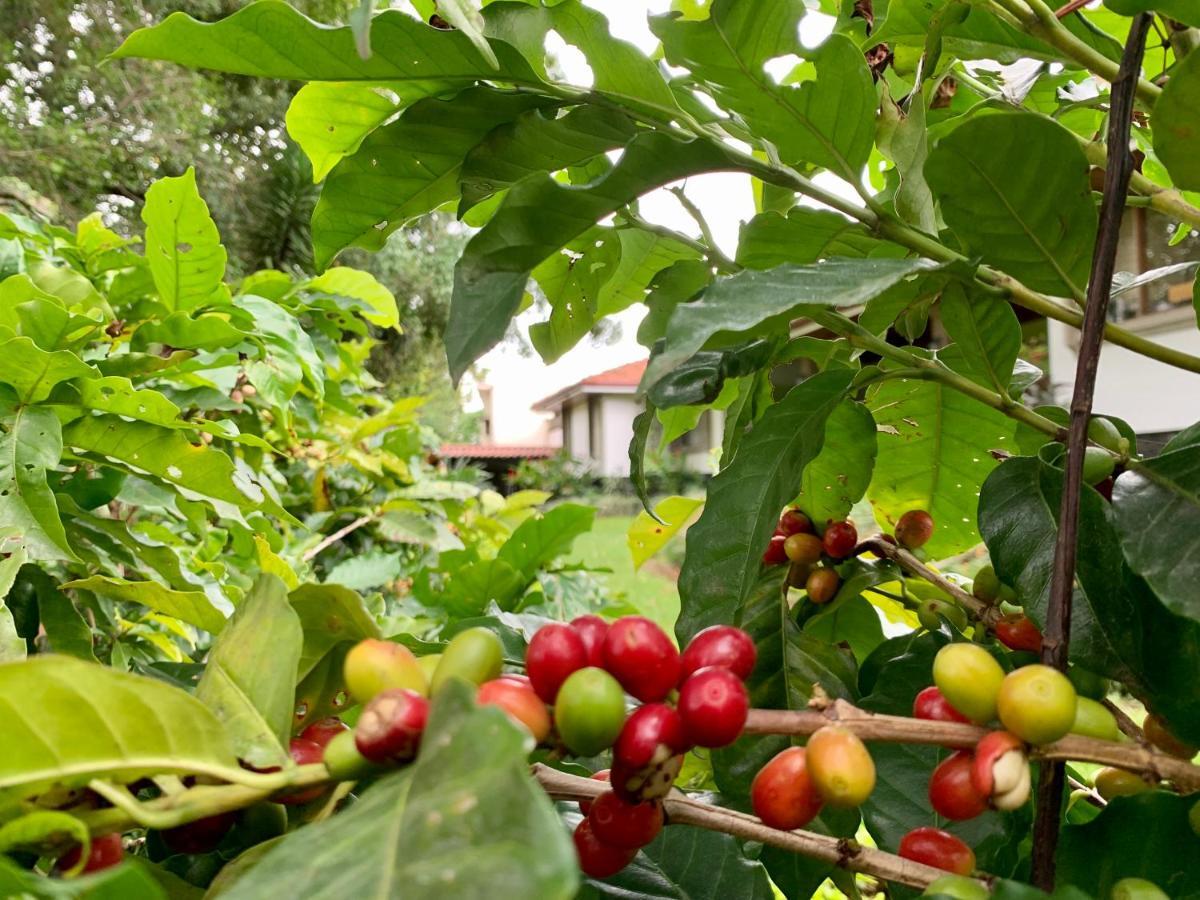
[533,358,648,410]
[439,444,557,459]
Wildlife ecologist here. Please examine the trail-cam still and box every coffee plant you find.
[2,0,1200,897]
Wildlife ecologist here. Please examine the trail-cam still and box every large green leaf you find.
[643,257,939,391]
[312,87,556,268]
[1104,0,1200,29]
[221,682,578,900]
[447,132,739,382]
[304,267,399,329]
[735,208,882,270]
[867,376,1014,557]
[0,403,75,561]
[653,6,876,178]
[794,399,877,528]
[496,503,595,580]
[0,337,96,404]
[676,369,852,642]
[1112,447,1200,621]
[628,496,704,571]
[196,575,302,769]
[289,582,381,681]
[1152,49,1200,193]
[938,285,1023,394]
[926,112,1096,297]
[140,168,227,313]
[0,855,170,899]
[0,655,240,799]
[63,575,228,635]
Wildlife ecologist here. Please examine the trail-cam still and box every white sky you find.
[474,1,840,441]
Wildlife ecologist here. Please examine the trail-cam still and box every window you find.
[1110,209,1198,322]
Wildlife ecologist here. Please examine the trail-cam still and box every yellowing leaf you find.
[628,496,703,571]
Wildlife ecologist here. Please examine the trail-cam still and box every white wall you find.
[598,394,642,477]
[567,397,591,460]
[1047,310,1200,435]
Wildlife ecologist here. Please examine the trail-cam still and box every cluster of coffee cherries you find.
[968,564,1045,654]
[761,508,859,603]
[523,616,756,877]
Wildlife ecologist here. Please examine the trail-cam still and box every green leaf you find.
[196,575,302,768]
[803,595,886,664]
[63,576,228,635]
[304,267,399,329]
[926,112,1097,297]
[938,285,1023,393]
[0,403,76,562]
[220,682,578,900]
[37,581,97,663]
[653,8,875,178]
[1112,446,1200,621]
[497,503,595,580]
[867,376,1015,557]
[0,239,23,280]
[877,81,937,234]
[735,208,881,270]
[0,855,169,899]
[447,132,739,382]
[795,400,878,528]
[434,0,499,69]
[1104,0,1200,28]
[140,168,227,313]
[0,655,240,799]
[628,496,703,571]
[677,370,852,642]
[132,311,247,351]
[289,583,381,681]
[629,401,657,518]
[0,809,89,855]
[0,336,96,404]
[1153,49,1200,192]
[643,258,939,391]
[0,547,26,662]
[313,87,555,269]
[418,556,528,617]
[324,549,404,592]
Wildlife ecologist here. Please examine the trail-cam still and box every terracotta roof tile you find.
[439,444,557,459]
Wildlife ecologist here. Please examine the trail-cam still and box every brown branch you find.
[1102,699,1143,742]
[859,536,1001,626]
[1053,0,1092,18]
[1033,14,1153,889]
[532,764,964,890]
[301,513,374,562]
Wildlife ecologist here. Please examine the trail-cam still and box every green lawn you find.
[566,516,680,633]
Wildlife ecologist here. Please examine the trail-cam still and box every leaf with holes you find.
[628,496,703,572]
[0,337,96,405]
[141,168,227,313]
[794,400,877,529]
[0,403,75,562]
[735,209,883,270]
[64,575,229,635]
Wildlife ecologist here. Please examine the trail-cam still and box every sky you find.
[473,0,840,444]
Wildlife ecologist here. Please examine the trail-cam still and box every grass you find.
[565,515,681,633]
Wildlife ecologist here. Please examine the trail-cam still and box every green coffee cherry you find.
[996,665,1077,745]
[323,729,383,781]
[1082,446,1115,485]
[971,565,1001,603]
[1188,798,1200,838]
[1067,666,1109,700]
[1070,696,1120,742]
[430,628,503,694]
[923,874,990,900]
[554,667,626,756]
[917,598,969,633]
[1087,416,1123,451]
[1110,878,1169,900]
[932,644,1005,724]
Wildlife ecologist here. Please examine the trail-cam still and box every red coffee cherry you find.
[578,770,611,816]
[779,508,814,537]
[680,625,756,682]
[806,726,876,808]
[898,827,976,875]
[821,520,858,559]
[895,510,935,549]
[570,614,609,668]
[784,533,824,565]
[573,818,637,879]
[58,833,124,874]
[805,567,840,604]
[762,534,788,565]
[913,686,971,725]
[276,738,329,805]
[526,623,587,703]
[972,731,1031,811]
[994,615,1043,654]
[929,752,988,821]
[587,791,664,849]
[677,667,749,749]
[603,616,681,703]
[611,704,688,804]
[299,717,350,749]
[751,747,823,830]
[477,678,551,742]
[160,812,237,855]
[354,688,429,765]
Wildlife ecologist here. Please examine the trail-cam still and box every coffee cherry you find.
[784,533,824,565]
[898,827,975,876]
[1111,878,1169,900]
[806,726,876,808]
[805,567,840,604]
[611,704,688,803]
[970,565,1001,603]
[779,508,814,536]
[1070,697,1120,742]
[570,614,609,668]
[917,598,968,632]
[996,664,1076,745]
[477,677,551,742]
[913,686,971,725]
[1082,446,1115,486]
[896,510,934,549]
[430,627,503,694]
[275,738,329,805]
[993,614,1042,653]
[971,731,1031,811]
[603,616,681,703]
[1067,666,1108,700]
[587,791,664,849]
[299,717,350,749]
[322,729,382,781]
[354,688,429,764]
[821,520,858,559]
[922,874,990,899]
[343,639,427,704]
[680,625,756,681]
[572,818,636,879]
[929,752,988,821]
[751,747,823,830]
[1087,415,1123,450]
[58,833,124,874]
[578,770,610,816]
[418,653,441,684]
[1143,713,1198,759]
[228,803,288,849]
[1188,798,1200,837]
[526,623,588,703]
[555,667,626,757]
[1094,767,1150,800]
[159,812,237,855]
[677,667,748,749]
[932,644,1005,724]
[763,535,788,565]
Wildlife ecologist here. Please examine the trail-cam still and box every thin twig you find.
[859,536,1001,625]
[1033,14,1153,890]
[1053,0,1092,18]
[668,185,738,271]
[1102,699,1144,742]
[301,513,374,562]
